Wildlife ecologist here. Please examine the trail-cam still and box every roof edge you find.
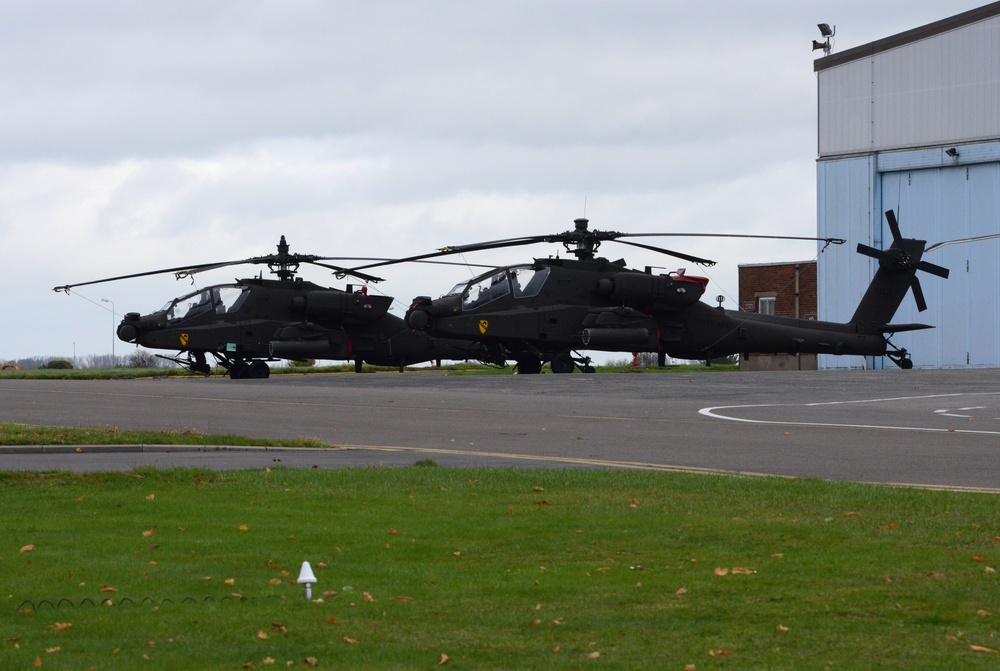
[814,1,1000,72]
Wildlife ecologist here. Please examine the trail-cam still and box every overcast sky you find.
[0,0,987,363]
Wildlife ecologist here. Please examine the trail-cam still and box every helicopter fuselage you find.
[404,254,927,372]
[118,277,481,376]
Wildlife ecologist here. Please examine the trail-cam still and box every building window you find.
[758,296,776,316]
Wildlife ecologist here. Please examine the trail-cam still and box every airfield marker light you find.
[297,561,317,600]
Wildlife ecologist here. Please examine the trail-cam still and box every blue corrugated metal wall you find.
[817,143,1000,369]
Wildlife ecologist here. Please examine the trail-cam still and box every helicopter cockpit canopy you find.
[162,284,250,323]
[445,265,551,311]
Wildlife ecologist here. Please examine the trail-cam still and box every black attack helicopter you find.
[346,211,964,373]
[53,237,484,378]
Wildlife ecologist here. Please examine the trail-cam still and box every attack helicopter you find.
[346,212,964,373]
[53,237,484,378]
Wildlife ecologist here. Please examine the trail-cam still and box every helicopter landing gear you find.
[354,358,363,373]
[514,356,542,374]
[885,337,914,369]
[550,351,575,374]
[228,359,271,379]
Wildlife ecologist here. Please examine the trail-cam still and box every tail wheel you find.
[514,357,542,375]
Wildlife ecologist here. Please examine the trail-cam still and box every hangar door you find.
[879,162,1000,368]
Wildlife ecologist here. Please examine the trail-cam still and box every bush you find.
[126,349,159,368]
[43,359,74,370]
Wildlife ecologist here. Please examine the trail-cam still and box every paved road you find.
[1,369,998,491]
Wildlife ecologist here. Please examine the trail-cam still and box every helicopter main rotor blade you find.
[53,260,250,293]
[348,237,551,272]
[624,233,847,245]
[305,260,385,283]
[925,232,1000,253]
[613,239,717,267]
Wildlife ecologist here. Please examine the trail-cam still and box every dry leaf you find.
[225,578,236,586]
[675,587,688,596]
[343,637,358,644]
[304,657,319,667]
[586,651,601,659]
[145,494,155,501]
[438,653,450,665]
[977,609,990,617]
[970,644,996,654]
[239,524,249,532]
[20,545,35,554]
[271,623,287,634]
[48,623,73,631]
[776,624,789,633]
[142,529,156,537]
[388,528,398,535]
[363,592,374,602]
[731,567,754,575]
[100,585,118,593]
[257,630,268,640]
[714,568,729,576]
[268,578,282,585]
[46,647,60,653]
[972,556,986,562]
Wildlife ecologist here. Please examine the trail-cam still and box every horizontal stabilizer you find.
[880,323,934,333]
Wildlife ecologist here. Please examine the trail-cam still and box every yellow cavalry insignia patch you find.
[179,333,189,347]
[478,319,489,335]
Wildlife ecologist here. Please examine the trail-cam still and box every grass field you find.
[2,466,997,669]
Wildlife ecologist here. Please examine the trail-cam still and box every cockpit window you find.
[163,285,250,323]
[510,266,549,298]
[461,272,511,310]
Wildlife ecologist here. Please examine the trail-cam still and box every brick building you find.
[737,261,817,371]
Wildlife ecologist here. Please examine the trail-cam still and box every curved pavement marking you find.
[699,393,1000,437]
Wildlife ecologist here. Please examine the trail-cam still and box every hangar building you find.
[815,2,1000,370]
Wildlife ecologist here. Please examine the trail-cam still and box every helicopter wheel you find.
[550,351,575,374]
[229,361,249,379]
[354,358,363,373]
[248,360,271,379]
[514,357,542,375]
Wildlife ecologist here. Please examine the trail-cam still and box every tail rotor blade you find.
[910,277,928,312]
[885,210,902,244]
[915,259,950,279]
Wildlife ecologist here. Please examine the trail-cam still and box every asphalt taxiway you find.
[1,369,998,491]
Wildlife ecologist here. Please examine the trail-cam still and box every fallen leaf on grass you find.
[20,545,35,554]
[47,623,73,631]
[438,653,449,665]
[142,529,156,538]
[714,568,729,576]
[257,630,268,640]
[972,556,986,562]
[586,651,601,659]
[100,586,118,593]
[271,623,287,634]
[708,649,732,657]
[343,637,358,644]
[304,657,319,666]
[970,645,996,653]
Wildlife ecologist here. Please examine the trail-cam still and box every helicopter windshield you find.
[509,265,549,298]
[446,266,550,311]
[162,285,250,323]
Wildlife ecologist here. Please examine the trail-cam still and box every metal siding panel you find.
[968,164,1000,366]
[818,59,872,156]
[821,17,1000,157]
[817,157,875,370]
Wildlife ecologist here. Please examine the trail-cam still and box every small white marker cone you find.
[297,561,317,600]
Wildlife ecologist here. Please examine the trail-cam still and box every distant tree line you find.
[2,349,168,370]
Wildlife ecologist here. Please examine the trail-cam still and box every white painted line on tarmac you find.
[699,393,1000,437]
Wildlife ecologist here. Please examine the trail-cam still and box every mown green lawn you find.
[1,466,997,669]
